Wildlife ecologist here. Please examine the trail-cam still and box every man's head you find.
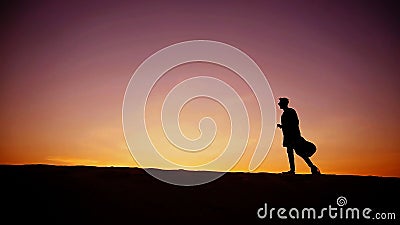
[278,97,289,109]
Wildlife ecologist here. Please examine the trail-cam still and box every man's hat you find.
[278,97,289,105]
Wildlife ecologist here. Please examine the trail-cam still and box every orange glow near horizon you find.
[1,1,399,177]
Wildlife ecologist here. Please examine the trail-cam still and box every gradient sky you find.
[1,0,399,177]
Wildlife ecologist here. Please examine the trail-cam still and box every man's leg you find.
[287,148,295,172]
[301,156,314,168]
[301,156,321,174]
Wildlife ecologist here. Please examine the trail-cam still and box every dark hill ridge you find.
[0,165,398,225]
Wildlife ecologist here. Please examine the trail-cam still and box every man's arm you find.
[287,109,299,127]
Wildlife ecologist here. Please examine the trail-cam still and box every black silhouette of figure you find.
[277,97,320,175]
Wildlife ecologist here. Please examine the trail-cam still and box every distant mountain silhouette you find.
[1,165,398,225]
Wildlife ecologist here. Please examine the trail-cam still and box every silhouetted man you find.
[277,97,320,175]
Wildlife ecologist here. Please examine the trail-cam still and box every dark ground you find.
[0,165,399,225]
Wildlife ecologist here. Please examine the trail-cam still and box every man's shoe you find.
[311,166,321,175]
[281,170,295,175]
